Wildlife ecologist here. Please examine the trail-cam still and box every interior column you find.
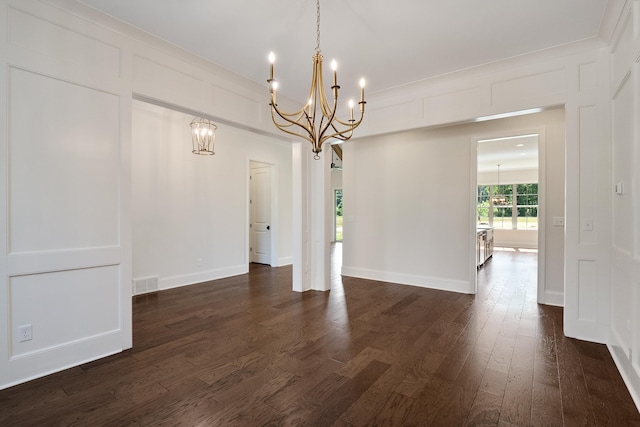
[292,141,331,292]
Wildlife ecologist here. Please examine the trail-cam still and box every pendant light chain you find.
[315,0,321,54]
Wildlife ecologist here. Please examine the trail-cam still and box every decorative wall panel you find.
[491,69,565,107]
[610,7,633,89]
[611,74,633,254]
[368,100,419,132]
[577,259,597,322]
[578,62,597,92]
[8,67,120,253]
[578,105,597,246]
[423,87,482,126]
[210,84,262,128]
[10,265,120,358]
[133,55,204,110]
[8,7,120,80]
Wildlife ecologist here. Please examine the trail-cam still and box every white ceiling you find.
[477,134,538,174]
[77,0,608,171]
[78,0,610,103]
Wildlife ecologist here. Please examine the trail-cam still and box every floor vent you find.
[133,276,160,295]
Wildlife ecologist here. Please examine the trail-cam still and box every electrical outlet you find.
[18,324,32,342]
[196,258,203,266]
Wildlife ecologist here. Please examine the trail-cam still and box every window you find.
[516,183,538,229]
[477,185,490,226]
[492,184,513,229]
[477,183,538,230]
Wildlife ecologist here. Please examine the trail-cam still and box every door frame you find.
[247,159,278,267]
[469,127,547,304]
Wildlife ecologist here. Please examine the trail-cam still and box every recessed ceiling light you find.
[516,143,524,147]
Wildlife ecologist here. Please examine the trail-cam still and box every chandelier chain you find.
[315,0,321,53]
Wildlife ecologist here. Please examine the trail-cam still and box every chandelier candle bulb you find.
[331,60,337,87]
[349,99,354,121]
[268,52,275,81]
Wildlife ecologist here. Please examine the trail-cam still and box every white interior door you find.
[250,164,271,264]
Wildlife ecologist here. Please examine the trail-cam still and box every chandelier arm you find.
[320,85,338,120]
[313,52,339,121]
[271,110,309,127]
[319,96,334,119]
[327,121,354,138]
[271,114,315,146]
[320,110,366,145]
[316,95,341,152]
[332,110,365,127]
[308,54,321,106]
[319,125,352,147]
[320,131,351,146]
[271,103,316,145]
[270,98,311,127]
[320,123,358,145]
[316,69,334,119]
[271,110,310,132]
[325,110,357,132]
[270,97,309,120]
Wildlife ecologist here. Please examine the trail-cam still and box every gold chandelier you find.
[267,0,366,159]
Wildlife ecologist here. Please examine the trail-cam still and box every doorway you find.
[475,133,543,299]
[250,161,272,265]
[334,189,343,242]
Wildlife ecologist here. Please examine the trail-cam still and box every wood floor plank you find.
[499,334,536,425]
[0,245,638,425]
[338,365,408,425]
[464,389,502,426]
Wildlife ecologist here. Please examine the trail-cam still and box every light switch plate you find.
[553,217,564,226]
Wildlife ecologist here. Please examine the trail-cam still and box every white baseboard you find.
[341,266,472,294]
[158,265,248,291]
[608,342,640,413]
[494,241,538,249]
[542,290,564,306]
[276,256,293,267]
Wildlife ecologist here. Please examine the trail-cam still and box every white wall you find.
[478,168,538,185]
[132,101,292,292]
[332,168,343,190]
[343,109,565,301]
[344,27,612,341]
[0,0,133,389]
[343,124,475,292]
[0,0,293,390]
[605,0,640,410]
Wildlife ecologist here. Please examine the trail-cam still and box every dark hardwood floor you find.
[1,244,639,426]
